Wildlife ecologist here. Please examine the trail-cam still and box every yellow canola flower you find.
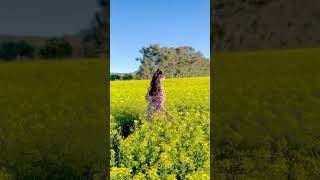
[110,167,132,177]
[146,167,160,180]
[166,174,177,180]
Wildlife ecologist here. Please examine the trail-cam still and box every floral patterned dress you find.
[145,86,165,115]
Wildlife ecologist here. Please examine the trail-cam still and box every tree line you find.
[0,0,107,61]
[136,44,210,79]
[111,44,210,80]
[110,73,134,80]
[0,39,73,60]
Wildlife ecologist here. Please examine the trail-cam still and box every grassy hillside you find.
[110,77,210,179]
[213,48,320,179]
[0,59,106,179]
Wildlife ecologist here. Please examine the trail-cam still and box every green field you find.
[0,59,106,179]
[213,48,320,179]
[110,77,210,179]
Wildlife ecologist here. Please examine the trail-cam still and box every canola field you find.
[213,48,320,179]
[110,77,210,179]
[0,59,107,179]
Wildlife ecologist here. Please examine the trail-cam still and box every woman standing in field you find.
[145,69,173,122]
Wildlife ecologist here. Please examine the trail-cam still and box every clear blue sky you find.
[111,0,210,73]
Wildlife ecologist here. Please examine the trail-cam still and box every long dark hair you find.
[149,69,164,96]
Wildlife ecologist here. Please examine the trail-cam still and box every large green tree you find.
[82,0,108,57]
[136,45,210,79]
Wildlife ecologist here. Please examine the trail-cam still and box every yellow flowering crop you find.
[110,77,210,179]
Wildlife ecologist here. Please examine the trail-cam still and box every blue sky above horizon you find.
[111,0,210,73]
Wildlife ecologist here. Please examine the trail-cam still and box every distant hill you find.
[212,0,320,52]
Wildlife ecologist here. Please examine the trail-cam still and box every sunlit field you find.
[213,48,320,179]
[110,77,210,179]
[0,59,106,179]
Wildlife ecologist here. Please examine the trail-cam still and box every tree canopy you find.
[82,0,108,57]
[39,38,73,59]
[0,41,34,60]
[135,44,210,79]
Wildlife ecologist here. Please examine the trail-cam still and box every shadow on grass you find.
[114,111,141,138]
